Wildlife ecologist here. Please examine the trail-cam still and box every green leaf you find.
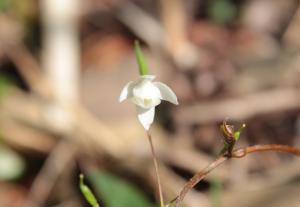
[88,170,154,207]
[134,40,149,76]
[79,174,100,207]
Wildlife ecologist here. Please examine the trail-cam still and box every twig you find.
[159,0,198,69]
[158,164,210,207]
[23,140,77,207]
[174,88,300,125]
[147,131,165,207]
[174,144,300,207]
[115,2,164,48]
[174,156,228,207]
[276,0,300,41]
[0,117,55,154]
[232,144,300,158]
[4,44,51,97]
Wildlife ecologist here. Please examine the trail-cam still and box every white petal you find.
[133,81,160,99]
[119,81,134,102]
[132,80,162,108]
[154,82,178,105]
[136,106,155,130]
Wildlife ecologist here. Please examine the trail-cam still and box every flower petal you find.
[132,79,162,108]
[154,82,178,105]
[119,81,134,102]
[136,106,155,130]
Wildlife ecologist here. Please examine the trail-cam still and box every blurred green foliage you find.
[209,178,222,207]
[0,76,13,100]
[0,0,10,12]
[0,144,25,181]
[208,0,237,24]
[88,171,154,207]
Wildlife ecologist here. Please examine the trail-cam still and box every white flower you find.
[119,75,178,130]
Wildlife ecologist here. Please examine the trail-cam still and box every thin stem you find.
[232,144,300,158]
[174,156,228,207]
[147,131,165,207]
[174,144,300,207]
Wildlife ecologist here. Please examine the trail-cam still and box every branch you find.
[24,140,77,207]
[174,88,300,125]
[174,144,300,207]
[232,144,300,158]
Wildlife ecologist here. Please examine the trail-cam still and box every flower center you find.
[143,98,153,107]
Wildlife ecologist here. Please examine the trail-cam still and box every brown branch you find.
[4,44,52,98]
[232,144,300,158]
[174,89,300,125]
[174,144,300,207]
[173,156,228,207]
[23,140,77,207]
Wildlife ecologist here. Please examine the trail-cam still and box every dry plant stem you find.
[174,144,300,207]
[24,140,77,207]
[147,131,165,207]
[175,88,300,125]
[5,44,51,97]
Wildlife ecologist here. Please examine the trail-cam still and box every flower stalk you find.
[147,131,165,207]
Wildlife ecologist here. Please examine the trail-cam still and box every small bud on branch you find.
[172,119,300,207]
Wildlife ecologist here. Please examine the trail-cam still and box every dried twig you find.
[232,144,300,158]
[115,2,164,48]
[4,44,51,97]
[158,164,210,207]
[23,140,77,207]
[174,144,300,207]
[174,88,300,125]
[159,0,198,69]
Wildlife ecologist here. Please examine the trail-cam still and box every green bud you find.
[134,40,149,76]
[234,124,246,141]
[79,174,100,207]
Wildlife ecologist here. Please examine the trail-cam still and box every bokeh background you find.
[0,0,300,207]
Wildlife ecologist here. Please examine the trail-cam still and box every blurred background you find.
[0,0,300,207]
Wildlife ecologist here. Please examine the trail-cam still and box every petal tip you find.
[136,106,155,131]
[119,81,134,103]
[144,125,150,131]
[118,95,126,103]
[154,82,178,105]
